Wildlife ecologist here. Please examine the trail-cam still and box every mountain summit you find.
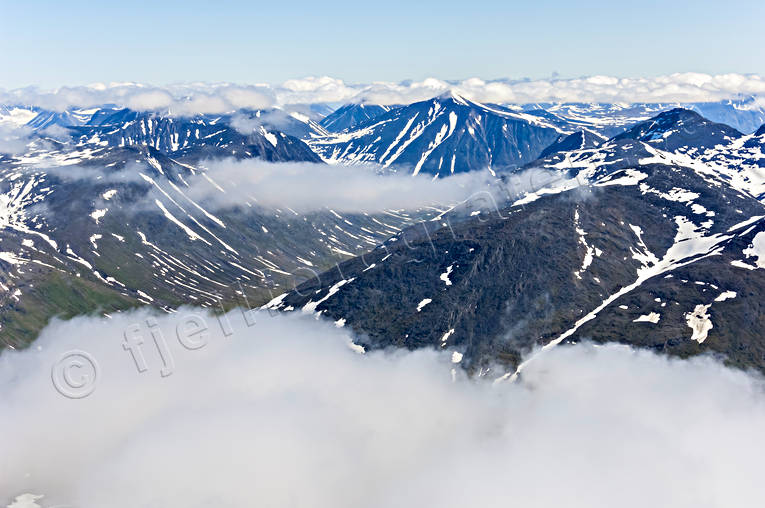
[612,108,743,152]
[307,93,564,176]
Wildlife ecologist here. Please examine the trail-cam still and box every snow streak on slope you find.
[1,136,489,319]
[497,139,765,381]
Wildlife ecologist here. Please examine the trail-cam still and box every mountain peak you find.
[657,107,705,121]
[435,89,471,106]
[612,107,743,151]
[319,103,392,132]
[308,91,560,176]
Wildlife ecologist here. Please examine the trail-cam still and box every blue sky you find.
[1,0,764,89]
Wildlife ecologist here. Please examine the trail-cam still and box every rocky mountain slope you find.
[539,130,604,158]
[269,130,765,376]
[0,118,439,346]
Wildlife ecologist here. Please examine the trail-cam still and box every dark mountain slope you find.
[539,130,604,158]
[319,103,393,132]
[573,221,765,371]
[268,141,765,375]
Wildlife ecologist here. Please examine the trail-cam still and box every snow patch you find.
[742,232,765,269]
[90,208,107,224]
[686,304,713,343]
[440,328,455,345]
[440,264,454,286]
[634,312,661,324]
[6,494,43,508]
[714,291,737,302]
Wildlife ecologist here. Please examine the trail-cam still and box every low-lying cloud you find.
[184,159,505,213]
[8,155,558,222]
[0,123,79,156]
[0,125,34,155]
[1,308,765,507]
[2,73,765,116]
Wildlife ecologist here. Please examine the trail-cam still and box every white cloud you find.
[1,308,765,507]
[0,124,33,155]
[350,77,451,105]
[125,90,174,111]
[228,110,300,135]
[437,73,765,105]
[2,73,765,115]
[0,83,276,115]
[277,76,358,105]
[183,159,505,213]
[218,87,274,110]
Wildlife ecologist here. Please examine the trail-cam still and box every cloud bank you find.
[2,308,765,508]
[0,125,33,155]
[2,73,765,115]
[0,83,275,115]
[183,159,504,213]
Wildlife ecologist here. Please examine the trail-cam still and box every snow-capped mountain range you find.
[303,95,765,176]
[1,93,765,375]
[521,97,765,136]
[69,108,324,162]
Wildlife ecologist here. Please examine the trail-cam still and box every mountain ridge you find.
[307,92,564,176]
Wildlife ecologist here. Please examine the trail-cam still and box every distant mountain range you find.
[301,95,765,176]
[69,108,323,162]
[521,97,765,136]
